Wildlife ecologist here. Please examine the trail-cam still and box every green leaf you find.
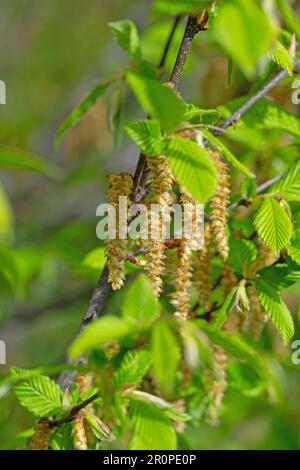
[163,136,217,203]
[201,129,255,177]
[184,104,220,123]
[270,159,300,202]
[127,390,189,422]
[14,375,63,418]
[69,316,134,359]
[227,362,266,397]
[254,198,292,255]
[219,97,300,138]
[126,70,185,133]
[122,274,161,327]
[276,0,300,42]
[129,400,177,450]
[0,184,14,244]
[256,279,294,345]
[270,41,293,76]
[151,321,180,394]
[287,229,300,264]
[258,263,300,291]
[125,120,163,155]
[213,0,275,78]
[108,20,141,59]
[0,243,20,290]
[153,0,211,14]
[82,247,106,271]
[109,79,127,149]
[214,287,238,330]
[0,146,62,178]
[197,320,265,376]
[228,237,257,275]
[114,350,151,389]
[56,79,114,144]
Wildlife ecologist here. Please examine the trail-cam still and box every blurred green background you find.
[0,0,300,450]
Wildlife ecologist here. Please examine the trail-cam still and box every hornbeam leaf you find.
[108,20,141,59]
[256,279,294,345]
[125,120,163,155]
[126,70,185,133]
[270,159,300,202]
[163,136,217,203]
[14,375,63,418]
[56,79,115,144]
[254,198,292,255]
[201,129,255,177]
[270,41,293,76]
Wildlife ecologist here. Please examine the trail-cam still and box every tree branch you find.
[47,393,99,428]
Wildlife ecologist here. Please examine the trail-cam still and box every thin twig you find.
[47,393,99,428]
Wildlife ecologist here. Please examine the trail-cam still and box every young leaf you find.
[153,0,211,15]
[197,320,265,376]
[220,97,300,139]
[228,237,257,275]
[0,146,62,179]
[14,375,63,418]
[227,362,266,397]
[214,287,238,330]
[128,399,177,450]
[287,229,300,264]
[256,279,294,345]
[122,274,161,327]
[125,120,163,155]
[126,70,185,133]
[114,350,151,389]
[108,20,141,60]
[201,129,255,177]
[213,0,275,78]
[69,316,134,359]
[270,41,293,76]
[151,321,180,394]
[56,79,114,144]
[254,198,292,255]
[258,263,300,291]
[270,159,300,202]
[163,136,217,203]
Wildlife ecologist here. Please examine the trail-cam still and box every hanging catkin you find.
[106,173,133,290]
[210,152,230,262]
[76,373,94,415]
[31,420,52,450]
[144,156,174,297]
[221,264,237,298]
[72,413,88,450]
[194,224,213,311]
[170,190,196,319]
[207,346,228,422]
[247,284,268,340]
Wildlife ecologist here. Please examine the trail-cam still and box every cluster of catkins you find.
[105,151,231,415]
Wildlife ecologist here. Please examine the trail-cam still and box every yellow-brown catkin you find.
[31,420,52,450]
[106,173,133,290]
[72,413,88,450]
[170,190,195,319]
[210,152,230,262]
[207,346,227,421]
[194,224,213,311]
[144,156,174,297]
[222,264,237,298]
[247,243,276,278]
[76,373,94,415]
[247,284,268,340]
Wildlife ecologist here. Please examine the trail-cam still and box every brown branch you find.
[47,393,99,428]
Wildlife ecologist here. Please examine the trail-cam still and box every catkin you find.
[72,413,88,450]
[170,190,196,319]
[210,152,230,261]
[247,284,267,340]
[207,346,227,422]
[222,264,237,298]
[76,373,94,415]
[106,173,133,290]
[144,156,174,297]
[194,224,213,311]
[31,420,52,450]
